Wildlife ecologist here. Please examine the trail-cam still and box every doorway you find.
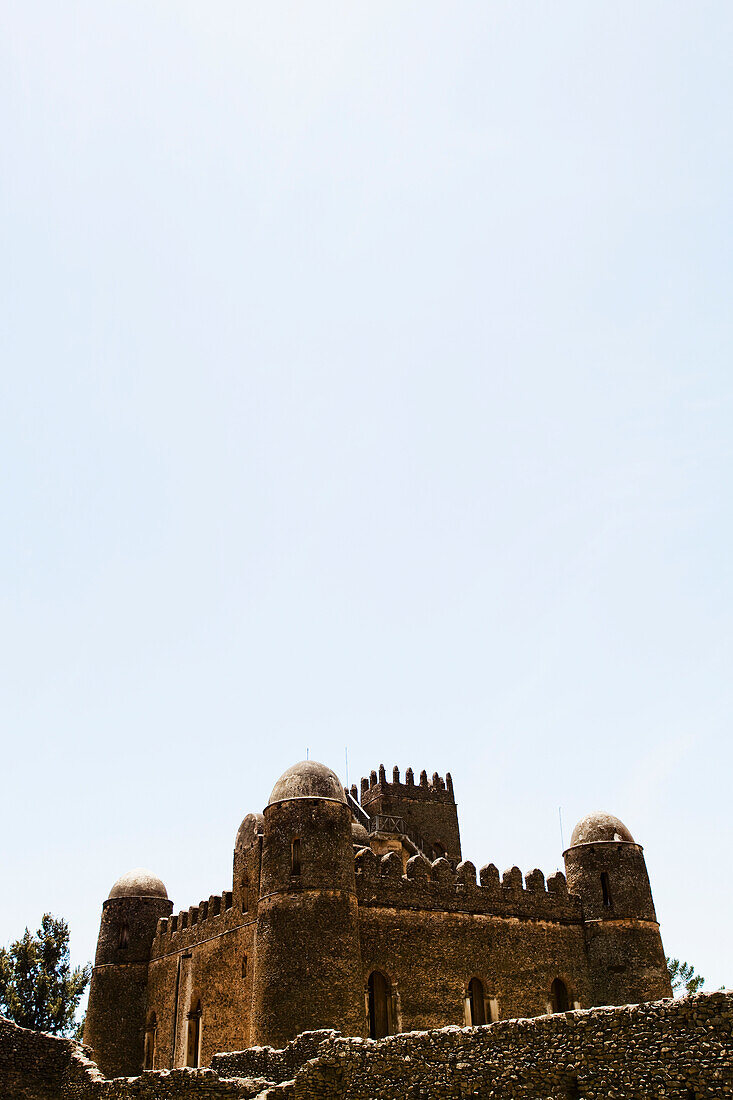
[368,971,390,1038]
[468,977,486,1025]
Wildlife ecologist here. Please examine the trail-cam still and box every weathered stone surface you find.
[289,992,733,1099]
[0,1012,274,1099]
[212,1030,339,1084]
[3,992,732,1099]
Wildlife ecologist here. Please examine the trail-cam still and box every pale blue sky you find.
[1,2,731,1002]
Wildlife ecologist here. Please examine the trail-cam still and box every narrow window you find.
[291,838,301,877]
[600,872,612,908]
[468,978,486,1025]
[241,954,247,979]
[551,978,569,1013]
[186,1001,202,1068]
[143,1014,156,1070]
[118,921,129,949]
[241,876,249,912]
[367,971,391,1039]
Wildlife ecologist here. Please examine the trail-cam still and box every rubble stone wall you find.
[3,992,731,1100]
[292,991,733,1100]
[0,1012,77,1100]
[0,1014,273,1100]
[212,1029,338,1084]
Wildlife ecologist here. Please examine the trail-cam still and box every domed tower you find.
[250,761,365,1047]
[84,869,172,1077]
[564,813,672,1006]
[234,811,264,912]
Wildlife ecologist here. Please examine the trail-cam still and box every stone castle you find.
[84,760,672,1078]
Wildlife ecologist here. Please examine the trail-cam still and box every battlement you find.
[355,764,462,862]
[357,764,455,806]
[150,889,236,956]
[353,846,582,922]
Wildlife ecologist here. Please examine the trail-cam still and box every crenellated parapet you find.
[359,764,455,805]
[150,889,239,958]
[353,847,581,922]
[358,764,462,863]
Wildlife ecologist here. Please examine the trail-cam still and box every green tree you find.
[0,914,91,1036]
[666,956,705,996]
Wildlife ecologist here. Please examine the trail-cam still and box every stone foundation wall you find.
[2,992,731,1100]
[292,991,733,1099]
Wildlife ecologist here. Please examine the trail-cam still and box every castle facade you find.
[84,761,672,1077]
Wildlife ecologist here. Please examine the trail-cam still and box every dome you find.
[236,812,264,850]
[351,821,370,843]
[268,760,347,806]
[569,812,635,848]
[108,868,168,900]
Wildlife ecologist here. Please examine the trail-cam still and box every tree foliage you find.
[666,956,705,996]
[0,914,91,1036]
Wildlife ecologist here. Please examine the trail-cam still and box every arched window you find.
[434,842,446,859]
[468,977,486,1025]
[551,978,569,1013]
[367,971,391,1039]
[118,921,129,949]
[186,1000,202,1068]
[291,838,301,877]
[143,1013,156,1071]
[600,871,612,908]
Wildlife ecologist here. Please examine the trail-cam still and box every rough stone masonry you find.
[2,991,732,1099]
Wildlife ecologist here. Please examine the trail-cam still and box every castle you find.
[84,760,672,1078]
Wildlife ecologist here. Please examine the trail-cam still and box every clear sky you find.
[2,2,731,1005]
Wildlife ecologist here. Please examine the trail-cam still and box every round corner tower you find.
[251,760,364,1047]
[84,868,172,1077]
[564,812,672,1006]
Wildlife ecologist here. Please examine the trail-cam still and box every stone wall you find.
[147,914,256,1069]
[2,993,732,1099]
[144,837,262,1066]
[0,1014,274,1100]
[291,991,733,1099]
[62,1068,279,1100]
[0,1012,78,1100]
[212,1030,338,1084]
[357,903,591,1030]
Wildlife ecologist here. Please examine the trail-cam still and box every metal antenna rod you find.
[559,806,565,851]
